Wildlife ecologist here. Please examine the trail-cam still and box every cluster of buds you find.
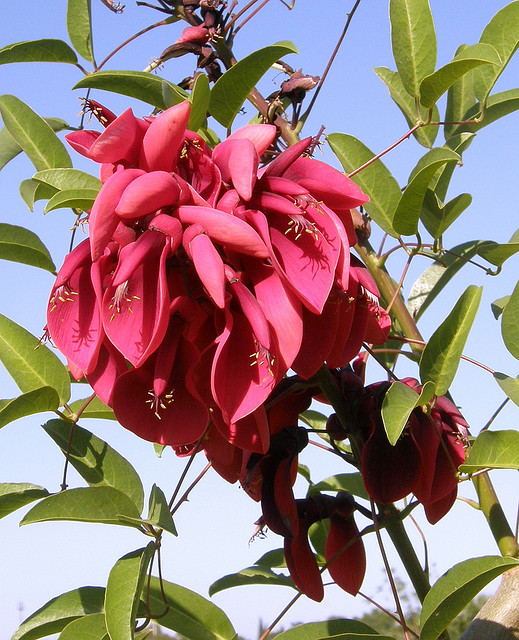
[46,100,389,458]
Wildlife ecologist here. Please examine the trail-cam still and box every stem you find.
[472,474,519,558]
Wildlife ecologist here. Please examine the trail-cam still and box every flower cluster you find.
[330,371,469,524]
[47,100,389,455]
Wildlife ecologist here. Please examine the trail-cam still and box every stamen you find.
[145,388,175,419]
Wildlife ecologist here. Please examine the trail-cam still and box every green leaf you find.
[502,279,519,359]
[209,41,298,128]
[308,519,329,562]
[43,419,144,512]
[67,0,94,63]
[431,132,475,200]
[105,544,155,640]
[475,240,519,267]
[188,72,210,131]
[318,636,395,640]
[0,483,49,519]
[68,396,116,420]
[146,577,237,640]
[450,88,519,138]
[0,95,71,170]
[273,620,380,640]
[407,241,486,320]
[0,117,68,171]
[19,179,58,211]
[491,295,510,320]
[0,314,70,405]
[300,409,327,430]
[420,191,472,239]
[255,548,286,568]
[12,587,106,640]
[58,613,107,640]
[162,80,189,108]
[44,188,99,213]
[208,566,294,596]
[327,133,401,236]
[20,486,142,527]
[33,168,102,191]
[146,484,177,536]
[473,1,519,103]
[381,381,420,445]
[420,556,519,640]
[0,223,55,272]
[374,67,439,147]
[393,148,460,236]
[0,387,60,430]
[444,45,477,140]
[419,43,501,108]
[419,285,482,395]
[389,0,437,98]
[308,473,369,501]
[0,39,78,66]
[460,430,519,472]
[73,71,188,110]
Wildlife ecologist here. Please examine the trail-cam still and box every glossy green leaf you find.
[73,71,188,110]
[209,41,298,128]
[308,473,369,501]
[475,240,519,267]
[0,117,68,171]
[44,188,98,213]
[308,519,329,563]
[0,387,60,430]
[393,148,460,236]
[374,66,439,147]
[188,72,210,131]
[419,43,500,108]
[419,285,482,395]
[473,1,519,103]
[381,381,420,445]
[431,132,475,200]
[449,88,519,138]
[59,613,107,640]
[273,620,380,640]
[208,566,294,596]
[420,556,519,640]
[0,314,70,405]
[0,95,71,170]
[33,168,101,191]
[12,587,105,640]
[67,0,94,63]
[420,191,472,239]
[0,483,49,519]
[20,486,142,527]
[161,80,189,109]
[491,295,510,319]
[19,179,58,211]
[389,0,437,98]
[493,371,519,407]
[68,396,116,420]
[43,419,144,511]
[0,39,78,65]
[444,45,476,140]
[502,279,519,359]
[318,636,395,640]
[461,430,519,472]
[407,241,486,320]
[105,544,155,640]
[146,577,237,640]
[0,223,55,272]
[327,133,400,236]
[300,409,327,430]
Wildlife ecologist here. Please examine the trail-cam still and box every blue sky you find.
[1,1,519,638]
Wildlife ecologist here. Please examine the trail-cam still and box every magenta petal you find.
[177,205,269,258]
[187,231,226,308]
[89,168,146,261]
[262,137,311,177]
[212,405,270,454]
[89,108,141,163]
[226,124,277,157]
[115,171,181,219]
[86,339,127,406]
[140,101,191,172]
[102,232,170,366]
[65,130,101,158]
[212,137,258,201]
